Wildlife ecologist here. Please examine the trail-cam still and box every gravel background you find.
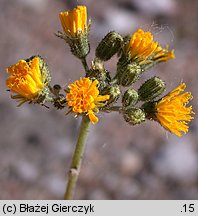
[0,0,197,199]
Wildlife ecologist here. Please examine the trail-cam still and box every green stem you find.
[110,77,119,85]
[101,106,123,113]
[81,58,89,74]
[64,115,90,200]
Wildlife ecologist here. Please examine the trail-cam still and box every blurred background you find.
[0,0,198,199]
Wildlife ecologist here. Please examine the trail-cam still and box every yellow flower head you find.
[127,28,174,62]
[66,77,110,124]
[59,5,87,37]
[155,83,194,136]
[6,56,47,103]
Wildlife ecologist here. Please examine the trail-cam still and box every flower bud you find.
[57,6,90,59]
[88,60,111,90]
[101,85,121,105]
[123,108,145,125]
[118,63,141,86]
[138,76,165,101]
[52,84,61,95]
[122,89,139,108]
[95,31,123,61]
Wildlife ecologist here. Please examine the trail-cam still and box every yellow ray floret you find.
[127,28,174,61]
[66,77,110,124]
[6,57,44,100]
[155,83,194,136]
[59,5,87,37]
[153,47,175,62]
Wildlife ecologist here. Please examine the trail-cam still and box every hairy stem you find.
[64,115,90,200]
[101,106,123,113]
[81,58,89,74]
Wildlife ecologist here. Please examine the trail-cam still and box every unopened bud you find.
[101,85,121,105]
[95,31,123,61]
[118,63,141,86]
[138,76,165,101]
[123,108,145,125]
[122,89,139,108]
[51,84,61,96]
[88,60,111,90]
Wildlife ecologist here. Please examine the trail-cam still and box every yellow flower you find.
[6,57,46,102]
[59,5,87,37]
[153,47,175,62]
[155,83,194,136]
[58,5,90,59]
[66,77,110,124]
[127,28,174,62]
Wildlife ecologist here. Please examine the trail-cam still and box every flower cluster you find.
[5,5,194,136]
